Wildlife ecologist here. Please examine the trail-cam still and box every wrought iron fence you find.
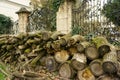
[72,0,120,44]
[28,7,56,32]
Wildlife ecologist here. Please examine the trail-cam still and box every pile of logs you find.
[0,31,120,80]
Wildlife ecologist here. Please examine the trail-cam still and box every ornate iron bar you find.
[72,0,120,44]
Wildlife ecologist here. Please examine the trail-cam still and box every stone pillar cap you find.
[16,7,30,14]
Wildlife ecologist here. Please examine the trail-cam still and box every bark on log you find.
[102,51,117,74]
[68,46,78,56]
[30,51,45,65]
[117,50,120,62]
[50,31,64,40]
[85,46,99,60]
[45,56,58,72]
[76,43,84,53]
[89,59,104,76]
[51,35,71,51]
[72,53,87,70]
[41,31,52,41]
[67,35,85,47]
[98,45,111,57]
[77,67,95,80]
[92,36,111,57]
[51,40,61,51]
[23,71,41,78]
[96,74,116,80]
[59,34,71,46]
[59,62,75,79]
[77,41,90,53]
[54,50,69,63]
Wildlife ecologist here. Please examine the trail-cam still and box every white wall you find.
[0,0,30,21]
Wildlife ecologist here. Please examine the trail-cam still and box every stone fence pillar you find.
[57,0,72,34]
[16,7,30,33]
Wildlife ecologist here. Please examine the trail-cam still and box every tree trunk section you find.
[89,59,104,76]
[72,53,87,70]
[85,46,99,60]
[102,51,117,74]
[77,67,95,80]
[54,50,69,63]
[45,56,58,72]
[117,50,120,62]
[50,31,64,40]
[76,41,90,53]
[96,74,116,80]
[98,45,111,57]
[59,62,75,79]
[68,46,78,56]
[67,35,85,47]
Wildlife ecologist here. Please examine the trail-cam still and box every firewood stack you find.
[0,31,119,80]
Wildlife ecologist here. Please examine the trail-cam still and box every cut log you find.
[59,62,75,79]
[89,59,104,76]
[30,51,45,65]
[92,36,108,48]
[41,31,52,41]
[68,46,78,56]
[77,41,90,53]
[71,53,87,70]
[6,45,14,50]
[85,46,99,60]
[54,50,69,63]
[23,71,41,78]
[117,50,120,62]
[18,45,27,50]
[44,41,54,54]
[98,45,111,57]
[51,40,61,51]
[96,74,116,80]
[92,36,111,57]
[50,31,64,40]
[67,35,85,47]
[45,56,58,72]
[77,67,95,80]
[117,62,120,77]
[59,33,71,46]
[76,43,84,53]
[102,51,117,74]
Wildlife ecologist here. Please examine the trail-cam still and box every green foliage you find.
[0,14,13,34]
[0,73,5,80]
[52,0,65,12]
[52,0,75,12]
[102,0,120,26]
[71,25,83,35]
[0,64,5,80]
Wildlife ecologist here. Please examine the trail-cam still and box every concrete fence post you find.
[57,0,72,34]
[16,7,30,33]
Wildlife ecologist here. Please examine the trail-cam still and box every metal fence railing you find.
[72,0,120,43]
